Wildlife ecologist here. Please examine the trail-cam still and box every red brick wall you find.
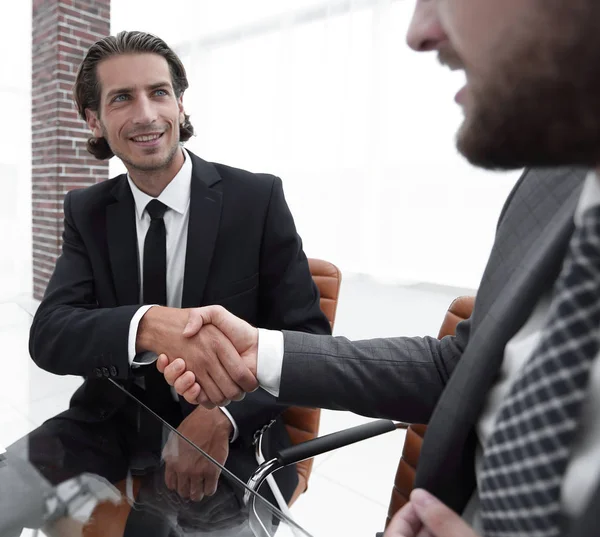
[32,0,110,300]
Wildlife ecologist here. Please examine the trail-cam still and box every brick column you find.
[32,0,110,300]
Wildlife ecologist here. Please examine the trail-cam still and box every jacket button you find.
[101,367,110,377]
[94,367,103,378]
[109,365,118,377]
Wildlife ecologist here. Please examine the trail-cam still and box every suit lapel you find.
[416,174,586,509]
[442,182,581,428]
[181,152,223,308]
[106,176,140,305]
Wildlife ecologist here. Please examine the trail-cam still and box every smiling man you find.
[162,1,600,536]
[24,30,330,531]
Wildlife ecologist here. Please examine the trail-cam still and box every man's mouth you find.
[440,59,464,73]
[437,47,465,73]
[455,85,468,106]
[130,132,164,142]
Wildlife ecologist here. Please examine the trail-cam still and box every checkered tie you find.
[479,205,600,537]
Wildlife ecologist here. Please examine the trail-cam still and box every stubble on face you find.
[102,117,182,173]
[451,1,600,170]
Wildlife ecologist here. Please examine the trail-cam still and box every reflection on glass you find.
[0,314,313,537]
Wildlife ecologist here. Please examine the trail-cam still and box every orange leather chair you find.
[82,258,341,534]
[284,258,342,505]
[384,295,475,527]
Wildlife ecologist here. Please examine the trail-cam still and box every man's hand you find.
[385,489,480,537]
[139,306,258,407]
[162,406,232,502]
[157,306,259,407]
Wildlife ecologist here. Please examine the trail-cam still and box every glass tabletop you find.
[1,383,313,537]
[0,310,314,537]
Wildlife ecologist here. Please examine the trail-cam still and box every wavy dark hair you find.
[73,31,195,160]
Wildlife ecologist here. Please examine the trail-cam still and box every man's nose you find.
[406,0,447,52]
[131,95,158,125]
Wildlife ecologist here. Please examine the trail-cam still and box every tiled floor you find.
[1,276,473,536]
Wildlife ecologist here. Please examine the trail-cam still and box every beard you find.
[456,2,600,170]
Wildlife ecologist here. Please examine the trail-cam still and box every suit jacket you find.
[29,149,331,495]
[276,167,599,536]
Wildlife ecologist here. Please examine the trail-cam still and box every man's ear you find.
[178,95,185,124]
[85,109,103,138]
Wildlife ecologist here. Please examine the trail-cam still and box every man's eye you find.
[113,94,129,102]
[155,89,168,96]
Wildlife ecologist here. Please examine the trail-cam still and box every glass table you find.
[1,303,402,537]
[0,377,314,537]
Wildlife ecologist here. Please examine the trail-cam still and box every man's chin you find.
[457,132,536,170]
[456,111,548,170]
[125,153,173,172]
[457,118,600,170]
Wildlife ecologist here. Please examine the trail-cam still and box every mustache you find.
[126,124,166,138]
[437,47,464,70]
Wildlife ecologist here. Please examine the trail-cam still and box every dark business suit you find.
[27,150,330,505]
[276,167,599,537]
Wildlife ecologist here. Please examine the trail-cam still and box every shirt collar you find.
[127,146,192,220]
[574,170,600,227]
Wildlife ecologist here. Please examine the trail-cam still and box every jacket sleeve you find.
[278,316,471,424]
[29,191,138,381]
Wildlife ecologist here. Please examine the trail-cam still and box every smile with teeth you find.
[131,133,163,142]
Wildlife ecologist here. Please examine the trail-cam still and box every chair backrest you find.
[385,295,475,527]
[283,258,342,506]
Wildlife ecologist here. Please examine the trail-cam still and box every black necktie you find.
[141,200,175,423]
[143,199,168,306]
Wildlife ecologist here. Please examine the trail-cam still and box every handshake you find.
[145,305,261,408]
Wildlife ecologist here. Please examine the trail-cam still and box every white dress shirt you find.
[126,147,239,440]
[257,171,600,522]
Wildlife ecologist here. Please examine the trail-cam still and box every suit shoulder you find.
[497,167,587,229]
[211,162,279,192]
[66,174,125,204]
[65,175,126,217]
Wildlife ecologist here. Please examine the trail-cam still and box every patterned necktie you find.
[479,205,600,537]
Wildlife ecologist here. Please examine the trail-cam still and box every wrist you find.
[248,328,259,377]
[215,408,234,435]
[136,306,161,353]
[136,306,187,354]
[190,406,234,438]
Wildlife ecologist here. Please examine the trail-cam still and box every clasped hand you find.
[162,405,231,501]
[384,489,481,537]
[156,305,259,408]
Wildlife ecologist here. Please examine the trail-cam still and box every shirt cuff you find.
[256,328,284,397]
[218,407,239,442]
[128,305,156,367]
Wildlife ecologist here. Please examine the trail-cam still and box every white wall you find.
[0,0,32,301]
[111,0,522,290]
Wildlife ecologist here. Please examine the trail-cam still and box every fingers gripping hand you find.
[385,489,481,537]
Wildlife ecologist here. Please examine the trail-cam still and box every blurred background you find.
[0,0,522,534]
[2,0,522,304]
